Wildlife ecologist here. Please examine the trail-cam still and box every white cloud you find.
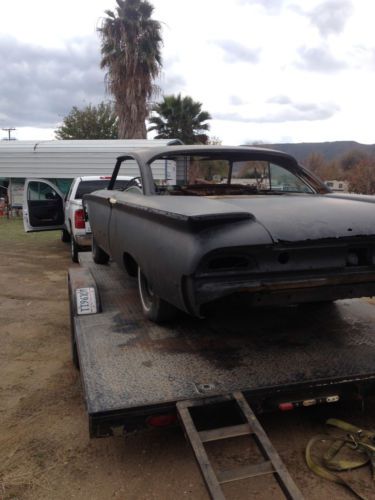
[0,35,106,128]
[237,0,286,14]
[308,0,353,36]
[214,40,261,64]
[230,95,246,106]
[296,45,347,72]
[214,100,339,123]
[0,0,375,145]
[267,95,292,105]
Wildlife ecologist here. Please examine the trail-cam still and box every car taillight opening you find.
[74,209,85,229]
[208,255,249,270]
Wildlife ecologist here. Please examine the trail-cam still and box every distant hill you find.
[259,141,375,164]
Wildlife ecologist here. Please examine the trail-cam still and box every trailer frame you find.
[68,253,375,439]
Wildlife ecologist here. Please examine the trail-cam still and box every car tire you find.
[70,234,79,263]
[61,228,71,243]
[92,236,109,265]
[137,266,178,323]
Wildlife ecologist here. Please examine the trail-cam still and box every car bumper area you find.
[75,233,92,247]
[188,268,375,311]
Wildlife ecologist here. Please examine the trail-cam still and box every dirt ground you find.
[1,218,375,500]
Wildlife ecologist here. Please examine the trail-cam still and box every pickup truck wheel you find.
[61,228,71,243]
[70,235,79,263]
[92,236,109,265]
[138,267,178,323]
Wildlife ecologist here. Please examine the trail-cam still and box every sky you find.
[0,0,374,145]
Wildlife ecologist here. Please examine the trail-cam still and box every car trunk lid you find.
[214,194,375,243]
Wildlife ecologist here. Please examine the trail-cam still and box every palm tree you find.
[148,94,212,144]
[98,0,162,139]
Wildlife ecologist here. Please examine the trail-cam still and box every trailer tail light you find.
[302,399,317,407]
[74,209,85,229]
[146,414,177,427]
[326,395,340,403]
[279,402,294,411]
[278,394,340,411]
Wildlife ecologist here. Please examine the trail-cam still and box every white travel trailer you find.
[0,138,181,208]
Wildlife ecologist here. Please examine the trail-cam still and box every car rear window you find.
[149,155,315,195]
[75,179,131,199]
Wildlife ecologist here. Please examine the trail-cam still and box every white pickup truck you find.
[23,175,132,262]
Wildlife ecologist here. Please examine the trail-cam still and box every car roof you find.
[116,145,298,165]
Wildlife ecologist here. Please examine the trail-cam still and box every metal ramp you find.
[177,391,303,500]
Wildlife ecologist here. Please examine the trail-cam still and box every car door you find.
[23,179,65,232]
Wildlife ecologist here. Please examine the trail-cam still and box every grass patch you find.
[0,217,61,244]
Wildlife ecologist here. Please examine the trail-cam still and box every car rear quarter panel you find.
[108,193,273,312]
[85,191,111,253]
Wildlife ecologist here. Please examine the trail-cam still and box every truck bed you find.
[71,254,375,437]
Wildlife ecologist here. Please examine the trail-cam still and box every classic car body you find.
[84,145,375,321]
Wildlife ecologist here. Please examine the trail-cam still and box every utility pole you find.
[2,128,16,140]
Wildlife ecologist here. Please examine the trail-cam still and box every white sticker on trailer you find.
[76,287,97,315]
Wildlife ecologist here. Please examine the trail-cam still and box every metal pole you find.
[2,128,16,140]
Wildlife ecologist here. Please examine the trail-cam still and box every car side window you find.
[28,181,59,200]
[232,161,271,190]
[117,159,143,193]
[270,163,313,193]
[124,184,143,195]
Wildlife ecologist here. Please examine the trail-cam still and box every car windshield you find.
[75,179,132,199]
[149,155,315,195]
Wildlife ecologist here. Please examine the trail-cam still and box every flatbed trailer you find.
[69,253,375,439]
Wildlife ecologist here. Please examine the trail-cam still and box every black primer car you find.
[85,145,375,322]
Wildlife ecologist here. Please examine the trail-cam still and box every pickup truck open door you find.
[23,179,65,232]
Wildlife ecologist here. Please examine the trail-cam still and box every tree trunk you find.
[117,102,147,139]
[118,116,146,139]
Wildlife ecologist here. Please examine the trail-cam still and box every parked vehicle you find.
[23,175,132,262]
[84,145,375,322]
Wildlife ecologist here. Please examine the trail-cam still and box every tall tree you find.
[339,149,367,172]
[148,94,211,144]
[99,0,162,139]
[55,102,118,139]
[347,156,375,194]
[305,153,326,175]
[305,153,342,181]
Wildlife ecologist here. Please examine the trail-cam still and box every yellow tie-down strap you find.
[306,418,375,500]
